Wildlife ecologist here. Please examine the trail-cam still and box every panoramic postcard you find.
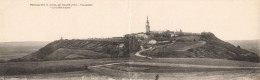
[0,0,260,80]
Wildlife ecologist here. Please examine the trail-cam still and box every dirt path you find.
[126,62,260,69]
[90,63,120,67]
[135,41,176,59]
[135,46,154,59]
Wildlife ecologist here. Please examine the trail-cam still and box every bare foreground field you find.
[2,69,260,80]
[1,58,260,80]
[150,58,260,67]
[0,58,129,75]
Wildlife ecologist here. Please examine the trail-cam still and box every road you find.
[126,61,260,69]
[135,41,176,59]
[90,63,120,67]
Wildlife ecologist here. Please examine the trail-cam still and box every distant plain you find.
[0,41,49,60]
[227,40,260,55]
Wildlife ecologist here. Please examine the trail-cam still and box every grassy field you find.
[150,58,260,67]
[45,48,111,60]
[1,58,260,79]
[3,69,259,80]
[140,41,205,58]
[149,41,204,52]
[0,58,129,75]
[165,41,205,51]
[118,58,260,73]
[88,58,260,79]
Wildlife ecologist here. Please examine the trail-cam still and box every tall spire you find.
[146,16,150,34]
[60,36,63,40]
[146,16,149,24]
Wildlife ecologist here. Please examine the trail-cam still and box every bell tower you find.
[146,16,150,34]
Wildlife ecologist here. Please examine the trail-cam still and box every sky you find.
[0,0,259,42]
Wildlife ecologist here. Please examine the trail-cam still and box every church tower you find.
[146,16,150,34]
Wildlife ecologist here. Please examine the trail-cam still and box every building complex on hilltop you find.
[125,16,202,43]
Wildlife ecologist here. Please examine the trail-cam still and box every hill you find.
[191,33,259,62]
[140,32,259,62]
[10,32,260,62]
[10,39,127,61]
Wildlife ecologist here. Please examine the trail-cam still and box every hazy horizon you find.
[0,38,259,43]
[1,0,259,42]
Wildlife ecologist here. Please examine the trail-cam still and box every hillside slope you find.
[141,32,259,62]
[11,40,126,61]
[189,32,259,62]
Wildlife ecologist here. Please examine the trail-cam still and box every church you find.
[128,16,180,40]
[145,16,169,35]
[145,16,184,37]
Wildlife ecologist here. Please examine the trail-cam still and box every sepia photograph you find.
[0,0,260,80]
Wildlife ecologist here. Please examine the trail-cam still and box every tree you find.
[237,45,240,48]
